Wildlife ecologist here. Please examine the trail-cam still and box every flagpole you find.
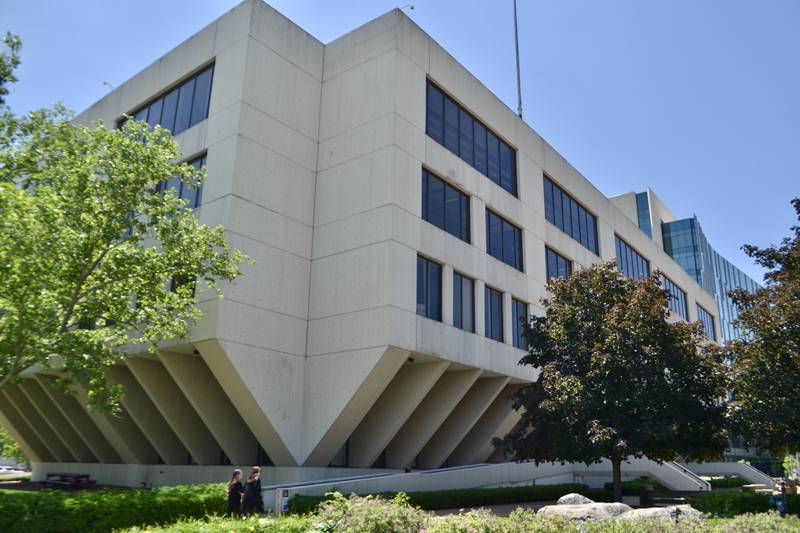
[513,0,523,119]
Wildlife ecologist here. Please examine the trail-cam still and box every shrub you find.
[603,478,667,495]
[687,491,800,516]
[288,483,613,514]
[0,484,227,533]
[311,492,428,533]
[708,476,747,489]
[121,514,311,533]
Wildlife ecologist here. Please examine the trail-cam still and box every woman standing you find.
[226,469,244,515]
[242,466,264,515]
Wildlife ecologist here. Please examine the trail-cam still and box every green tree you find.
[0,32,21,105]
[0,425,27,466]
[497,262,729,501]
[0,36,246,411]
[728,198,800,457]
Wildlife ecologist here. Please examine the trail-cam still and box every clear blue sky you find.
[4,0,798,283]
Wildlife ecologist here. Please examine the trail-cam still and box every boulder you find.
[537,502,632,520]
[618,505,702,523]
[556,493,594,505]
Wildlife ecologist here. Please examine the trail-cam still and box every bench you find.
[42,472,97,489]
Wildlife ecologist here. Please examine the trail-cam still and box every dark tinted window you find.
[615,235,650,280]
[512,298,528,349]
[696,304,716,341]
[484,286,503,342]
[417,256,442,321]
[545,247,572,280]
[425,80,517,196]
[486,210,523,271]
[453,272,474,332]
[543,176,599,255]
[120,65,214,135]
[661,274,688,320]
[421,169,470,242]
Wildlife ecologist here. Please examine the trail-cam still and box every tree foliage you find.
[0,107,246,411]
[498,262,729,500]
[0,32,21,106]
[0,425,27,465]
[728,198,800,456]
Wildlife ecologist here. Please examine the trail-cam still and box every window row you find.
[158,154,207,209]
[426,81,517,196]
[660,274,689,321]
[545,247,572,281]
[422,169,470,242]
[543,177,599,255]
[696,304,716,341]
[119,65,214,137]
[417,256,527,349]
[615,235,650,280]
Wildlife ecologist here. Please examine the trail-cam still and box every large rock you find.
[618,505,702,523]
[556,493,594,505]
[537,502,632,520]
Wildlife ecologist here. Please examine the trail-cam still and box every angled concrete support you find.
[196,339,298,466]
[3,385,75,462]
[159,351,257,465]
[0,391,53,462]
[302,347,409,467]
[125,357,222,465]
[418,376,510,469]
[72,385,159,464]
[18,379,97,463]
[386,369,482,469]
[349,360,449,468]
[107,365,189,465]
[447,385,522,466]
[35,375,121,463]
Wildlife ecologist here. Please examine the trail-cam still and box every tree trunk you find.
[611,455,623,502]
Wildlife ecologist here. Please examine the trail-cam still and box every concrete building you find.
[0,1,735,487]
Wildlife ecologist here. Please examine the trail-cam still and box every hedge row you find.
[288,483,613,514]
[708,476,748,489]
[0,484,226,533]
[602,478,667,495]
[687,491,799,515]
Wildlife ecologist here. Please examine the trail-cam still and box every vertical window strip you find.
[421,169,470,243]
[512,298,527,349]
[453,272,475,333]
[426,80,517,197]
[543,176,598,255]
[484,286,504,342]
[545,247,572,280]
[661,274,688,320]
[614,235,650,280]
[696,304,716,341]
[486,210,523,271]
[416,256,442,321]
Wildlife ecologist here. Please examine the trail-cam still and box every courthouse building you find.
[0,1,747,486]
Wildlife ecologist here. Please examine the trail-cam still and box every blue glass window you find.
[421,169,470,242]
[486,210,523,271]
[615,235,650,280]
[453,272,474,332]
[484,286,504,342]
[696,304,716,341]
[512,298,528,350]
[426,80,517,196]
[545,247,572,280]
[543,176,599,255]
[158,153,206,209]
[661,274,688,320]
[417,256,442,321]
[119,65,214,136]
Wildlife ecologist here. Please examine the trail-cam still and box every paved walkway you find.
[434,496,640,516]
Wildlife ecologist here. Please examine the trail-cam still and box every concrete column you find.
[35,375,121,463]
[106,365,189,465]
[442,265,454,326]
[386,368,481,469]
[72,385,159,464]
[159,351,257,465]
[18,379,97,463]
[0,391,53,462]
[475,280,486,337]
[503,292,513,346]
[3,385,75,462]
[471,197,486,252]
[417,376,510,469]
[125,357,222,465]
[448,385,522,465]
[348,361,449,468]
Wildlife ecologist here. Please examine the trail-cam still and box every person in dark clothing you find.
[242,466,264,515]
[226,469,244,515]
